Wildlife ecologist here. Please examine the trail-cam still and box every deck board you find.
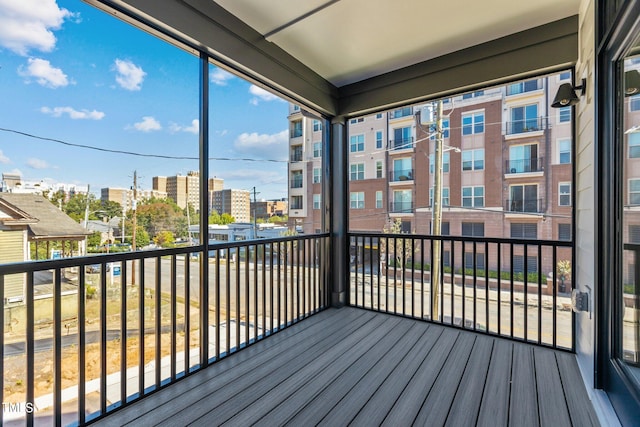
[93,307,601,427]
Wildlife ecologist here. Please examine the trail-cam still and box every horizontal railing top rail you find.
[349,231,573,248]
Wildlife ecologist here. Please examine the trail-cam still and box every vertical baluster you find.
[121,262,128,399]
[26,271,34,427]
[497,243,502,336]
[155,256,161,387]
[171,255,177,381]
[54,267,62,427]
[552,245,557,348]
[100,264,107,413]
[78,267,86,425]
[524,243,529,342]
[138,258,145,397]
[537,244,543,345]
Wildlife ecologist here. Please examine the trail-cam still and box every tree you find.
[87,231,102,248]
[380,218,419,273]
[557,260,571,293]
[154,230,175,247]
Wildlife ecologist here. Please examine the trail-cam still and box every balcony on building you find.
[505,198,543,214]
[290,145,303,162]
[505,156,544,175]
[389,169,414,183]
[389,201,414,213]
[505,117,548,137]
[388,137,415,151]
[388,106,414,120]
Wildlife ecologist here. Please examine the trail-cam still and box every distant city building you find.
[252,199,288,220]
[152,171,200,210]
[212,189,251,223]
[0,173,88,200]
[101,187,167,210]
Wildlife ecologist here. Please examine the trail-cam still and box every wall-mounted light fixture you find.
[625,70,640,96]
[551,78,587,108]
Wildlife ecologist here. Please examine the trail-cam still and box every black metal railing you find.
[0,234,329,425]
[505,157,544,174]
[349,232,573,350]
[505,198,543,213]
[389,107,413,119]
[389,137,414,150]
[389,169,414,182]
[506,117,548,135]
[290,150,303,162]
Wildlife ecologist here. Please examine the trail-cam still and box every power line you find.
[0,127,288,163]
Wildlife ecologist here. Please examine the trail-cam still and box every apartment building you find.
[212,189,251,223]
[152,171,200,210]
[100,187,167,210]
[288,72,575,274]
[252,199,288,221]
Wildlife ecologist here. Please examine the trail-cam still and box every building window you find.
[291,170,303,188]
[507,79,539,95]
[391,127,413,149]
[291,195,303,210]
[390,106,413,119]
[313,168,321,184]
[376,113,383,119]
[349,117,364,124]
[559,139,571,164]
[558,224,571,241]
[630,225,640,243]
[509,144,539,172]
[430,119,450,140]
[392,158,412,181]
[350,134,365,152]
[631,95,640,111]
[376,161,383,178]
[462,112,484,135]
[313,141,322,157]
[441,222,450,235]
[293,104,300,111]
[462,186,484,207]
[509,184,539,212]
[350,192,365,209]
[376,191,383,209]
[558,106,571,123]
[462,149,484,171]
[510,223,538,239]
[559,71,571,80]
[464,253,486,270]
[376,130,383,149]
[313,120,322,131]
[461,222,485,237]
[513,255,538,273]
[291,120,303,138]
[313,194,321,210]
[429,188,450,207]
[350,163,365,181]
[290,145,303,162]
[629,133,640,158]
[509,104,539,133]
[392,189,413,212]
[630,179,640,205]
[429,152,450,173]
[559,183,571,206]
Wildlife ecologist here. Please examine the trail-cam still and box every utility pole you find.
[432,100,444,320]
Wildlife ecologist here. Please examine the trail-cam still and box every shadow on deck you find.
[94,307,599,426]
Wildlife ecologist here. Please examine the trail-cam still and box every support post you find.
[330,118,348,307]
[199,52,210,365]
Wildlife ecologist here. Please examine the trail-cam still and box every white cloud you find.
[41,106,105,120]
[26,158,49,169]
[19,57,69,88]
[210,68,235,86]
[234,130,288,160]
[249,84,281,105]
[131,116,161,132]
[0,0,74,55]
[0,150,10,164]
[169,119,199,134]
[113,58,146,91]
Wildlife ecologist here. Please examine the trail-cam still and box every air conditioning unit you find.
[420,105,436,125]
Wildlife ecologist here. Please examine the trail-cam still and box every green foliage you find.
[87,231,102,247]
[209,210,235,225]
[153,230,175,247]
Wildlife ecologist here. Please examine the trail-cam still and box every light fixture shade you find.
[625,70,640,96]
[551,83,579,108]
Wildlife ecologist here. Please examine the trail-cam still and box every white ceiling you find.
[214,0,581,87]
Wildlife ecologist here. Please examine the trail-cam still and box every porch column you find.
[329,118,348,307]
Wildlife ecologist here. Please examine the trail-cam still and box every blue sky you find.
[0,0,290,200]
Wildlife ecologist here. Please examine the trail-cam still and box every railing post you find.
[329,117,348,307]
[199,51,210,365]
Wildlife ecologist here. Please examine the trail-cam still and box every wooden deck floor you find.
[95,307,600,426]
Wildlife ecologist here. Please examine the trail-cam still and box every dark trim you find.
[338,16,579,116]
[596,0,640,423]
[199,52,210,365]
[330,119,348,307]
